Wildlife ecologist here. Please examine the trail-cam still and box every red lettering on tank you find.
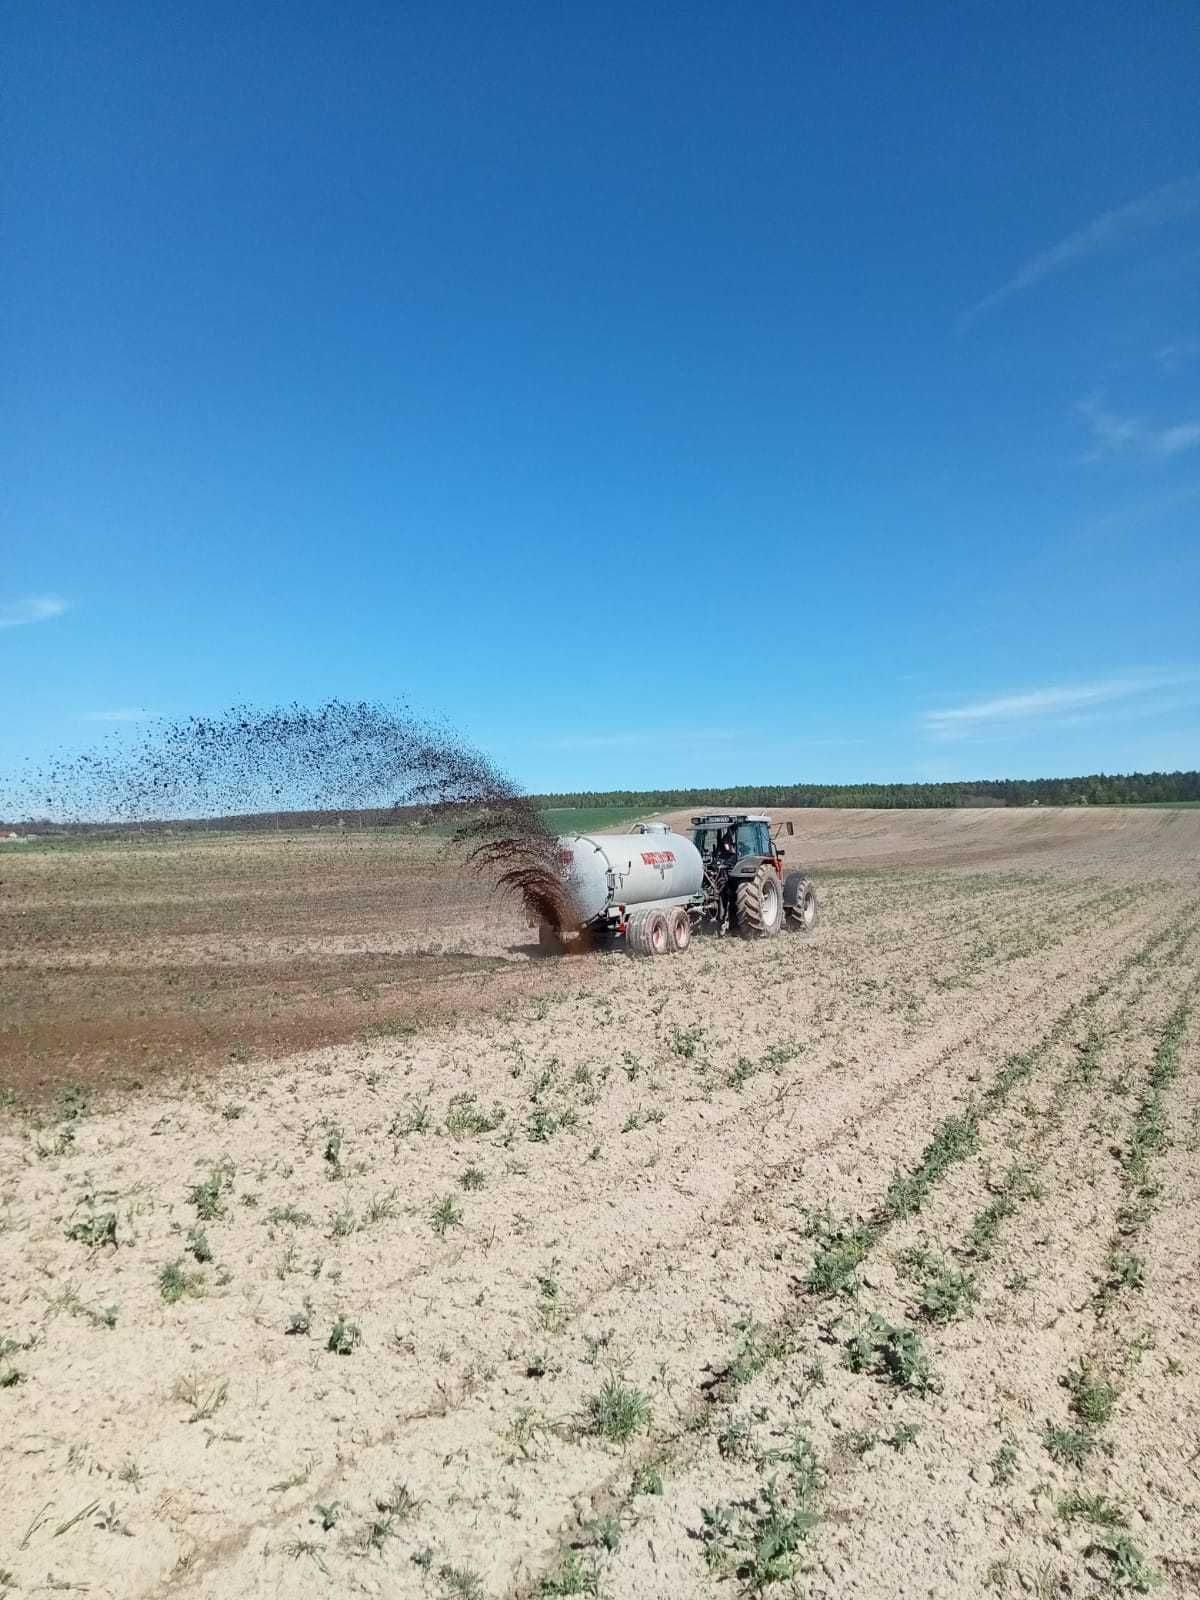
[557,849,574,866]
[639,850,676,867]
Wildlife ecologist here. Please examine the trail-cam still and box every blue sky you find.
[3,2,1198,796]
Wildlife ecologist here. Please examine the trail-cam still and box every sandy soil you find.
[1,808,1198,1599]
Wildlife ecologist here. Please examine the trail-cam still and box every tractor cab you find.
[691,814,782,866]
[689,813,814,939]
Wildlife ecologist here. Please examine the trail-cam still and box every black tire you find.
[666,906,692,953]
[735,865,784,938]
[784,872,819,933]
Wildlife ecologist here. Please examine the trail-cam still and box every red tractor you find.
[690,813,819,938]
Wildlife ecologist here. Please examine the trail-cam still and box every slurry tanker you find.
[541,814,818,955]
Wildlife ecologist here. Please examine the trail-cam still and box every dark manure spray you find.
[4,700,571,933]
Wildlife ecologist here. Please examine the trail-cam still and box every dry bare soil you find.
[2,808,1199,1599]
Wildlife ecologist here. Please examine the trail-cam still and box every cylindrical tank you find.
[555,824,704,927]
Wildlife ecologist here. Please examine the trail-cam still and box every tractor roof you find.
[690,813,772,826]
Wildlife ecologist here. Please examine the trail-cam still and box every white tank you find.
[556,824,704,926]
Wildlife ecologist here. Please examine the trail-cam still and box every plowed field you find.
[2,808,1198,1598]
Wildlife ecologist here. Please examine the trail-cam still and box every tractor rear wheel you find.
[736,865,784,938]
[783,872,819,932]
[627,907,670,956]
[666,907,692,953]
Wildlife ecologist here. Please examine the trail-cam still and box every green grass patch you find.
[539,806,648,835]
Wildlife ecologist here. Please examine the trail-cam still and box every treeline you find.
[10,770,1198,836]
[532,770,1200,811]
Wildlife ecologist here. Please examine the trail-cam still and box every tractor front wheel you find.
[736,865,784,938]
[783,872,819,932]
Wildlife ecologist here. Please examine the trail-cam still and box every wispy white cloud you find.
[959,173,1200,330]
[82,708,158,723]
[1156,421,1200,456]
[1078,394,1200,461]
[922,671,1196,741]
[1155,338,1200,374]
[0,594,69,630]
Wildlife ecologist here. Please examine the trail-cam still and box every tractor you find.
[689,813,819,938]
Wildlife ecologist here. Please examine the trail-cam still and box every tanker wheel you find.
[627,907,670,956]
[666,906,692,953]
[784,872,819,932]
[736,865,784,938]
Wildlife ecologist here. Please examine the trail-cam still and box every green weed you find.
[391,1101,431,1137]
[1084,1536,1160,1592]
[444,1093,505,1138]
[878,1110,979,1221]
[965,1162,1040,1257]
[326,1316,362,1355]
[159,1259,205,1305]
[431,1194,464,1237]
[717,1412,755,1460]
[724,1317,790,1388]
[285,1298,314,1335]
[527,1106,576,1141]
[363,1188,400,1225]
[187,1164,231,1222]
[186,1227,213,1263]
[1042,1421,1095,1468]
[375,1480,421,1520]
[267,1204,312,1227]
[587,1377,652,1444]
[701,1474,819,1592]
[631,1463,663,1495]
[884,1422,921,1452]
[269,1460,314,1493]
[540,1552,601,1594]
[917,1265,978,1324]
[438,1565,485,1599]
[804,1218,875,1297]
[991,1436,1019,1485]
[844,1315,939,1394]
[65,1211,118,1249]
[1057,1491,1126,1528]
[1063,1362,1118,1427]
[671,1024,704,1058]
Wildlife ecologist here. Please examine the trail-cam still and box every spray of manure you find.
[3,700,570,932]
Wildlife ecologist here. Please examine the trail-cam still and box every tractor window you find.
[732,822,772,857]
[693,828,718,856]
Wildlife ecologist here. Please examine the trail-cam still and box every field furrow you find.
[1,811,1197,1600]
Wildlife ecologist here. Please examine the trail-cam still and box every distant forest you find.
[533,771,1200,811]
[9,770,1199,836]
